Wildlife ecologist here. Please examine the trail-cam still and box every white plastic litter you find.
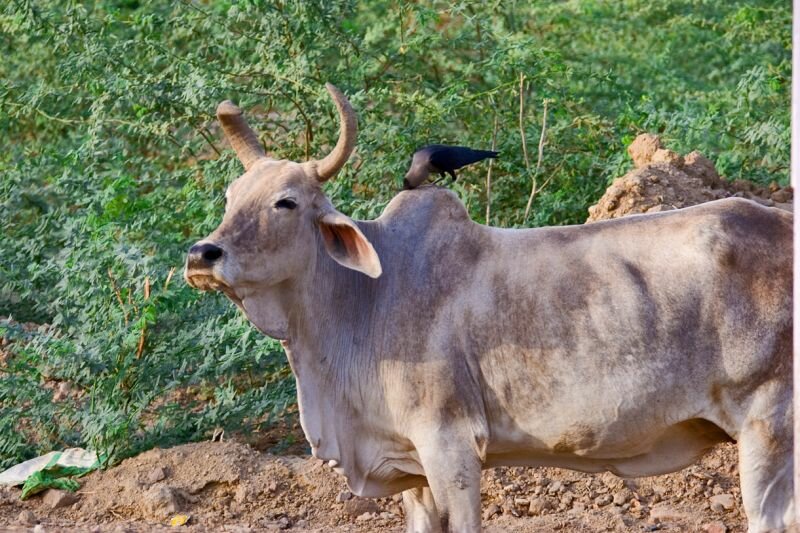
[0,448,100,486]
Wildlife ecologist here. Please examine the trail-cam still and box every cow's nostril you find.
[202,245,223,262]
[189,243,224,265]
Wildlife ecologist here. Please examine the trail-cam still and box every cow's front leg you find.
[403,486,441,533]
[416,444,482,533]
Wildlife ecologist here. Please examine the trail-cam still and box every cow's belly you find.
[484,418,731,477]
[330,416,732,496]
[476,341,736,477]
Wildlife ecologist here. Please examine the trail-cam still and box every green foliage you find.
[0,1,789,467]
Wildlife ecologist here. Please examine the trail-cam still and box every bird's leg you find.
[431,172,448,186]
[447,170,457,182]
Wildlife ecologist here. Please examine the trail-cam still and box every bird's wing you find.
[429,146,499,170]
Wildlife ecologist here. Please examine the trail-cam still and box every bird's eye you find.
[274,198,297,210]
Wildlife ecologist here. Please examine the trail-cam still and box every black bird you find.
[403,144,500,190]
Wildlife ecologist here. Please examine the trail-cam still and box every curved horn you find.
[216,100,267,171]
[314,83,358,182]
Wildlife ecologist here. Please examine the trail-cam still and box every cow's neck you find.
[282,221,385,472]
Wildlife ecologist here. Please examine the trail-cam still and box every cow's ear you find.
[317,210,382,278]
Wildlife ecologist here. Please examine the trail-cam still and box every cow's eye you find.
[274,198,297,210]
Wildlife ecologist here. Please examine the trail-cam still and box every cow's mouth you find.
[185,272,243,307]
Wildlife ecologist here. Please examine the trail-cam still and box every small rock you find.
[343,497,380,517]
[33,525,46,533]
[379,511,395,520]
[483,503,501,520]
[356,512,374,521]
[703,521,727,533]
[612,488,632,506]
[17,510,36,526]
[649,503,686,522]
[336,490,353,503]
[146,466,167,484]
[514,497,530,508]
[600,472,623,490]
[143,484,181,518]
[709,493,735,512]
[276,516,292,529]
[391,493,403,503]
[560,491,575,506]
[547,481,563,494]
[43,489,79,509]
[501,497,515,515]
[570,502,586,514]
[528,497,552,516]
[594,494,613,507]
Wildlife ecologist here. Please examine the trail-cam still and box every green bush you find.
[0,0,789,468]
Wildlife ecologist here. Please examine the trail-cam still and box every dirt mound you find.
[0,438,745,532]
[0,440,403,532]
[587,134,792,222]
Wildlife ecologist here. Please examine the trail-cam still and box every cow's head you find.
[184,84,381,339]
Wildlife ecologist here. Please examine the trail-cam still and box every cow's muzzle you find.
[187,242,224,269]
[185,242,230,293]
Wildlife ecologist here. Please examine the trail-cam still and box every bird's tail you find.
[476,150,500,160]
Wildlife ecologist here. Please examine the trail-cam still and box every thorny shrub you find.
[0,0,789,467]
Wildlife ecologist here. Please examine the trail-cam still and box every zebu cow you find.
[184,84,794,533]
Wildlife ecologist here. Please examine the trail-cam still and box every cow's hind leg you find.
[737,382,795,532]
[403,487,441,533]
[416,444,482,533]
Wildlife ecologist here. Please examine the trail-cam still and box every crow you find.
[403,144,500,190]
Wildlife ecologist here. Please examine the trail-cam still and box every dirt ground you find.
[1,436,744,532]
[2,134,785,532]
